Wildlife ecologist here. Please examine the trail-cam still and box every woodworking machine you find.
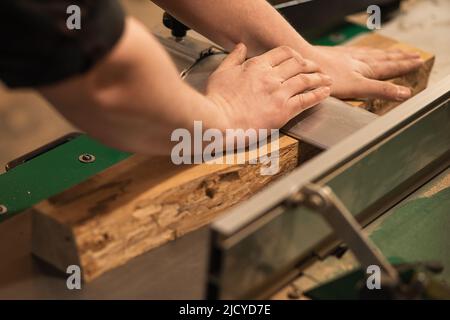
[161,23,450,298]
[0,5,449,300]
[207,78,450,299]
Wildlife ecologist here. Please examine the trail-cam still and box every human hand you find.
[206,44,332,130]
[304,46,424,101]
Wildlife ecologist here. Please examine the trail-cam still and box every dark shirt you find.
[0,0,125,88]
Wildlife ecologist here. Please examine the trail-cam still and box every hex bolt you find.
[78,153,96,164]
[0,205,8,215]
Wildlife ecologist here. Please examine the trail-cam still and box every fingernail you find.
[397,87,411,101]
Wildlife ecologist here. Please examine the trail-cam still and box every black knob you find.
[163,12,190,39]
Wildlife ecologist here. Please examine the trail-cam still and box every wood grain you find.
[32,135,299,281]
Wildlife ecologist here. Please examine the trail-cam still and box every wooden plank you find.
[31,33,434,282]
[32,135,299,281]
[0,209,209,299]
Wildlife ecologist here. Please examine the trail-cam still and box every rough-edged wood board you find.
[31,33,434,282]
[32,135,299,281]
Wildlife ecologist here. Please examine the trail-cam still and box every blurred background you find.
[1,0,449,173]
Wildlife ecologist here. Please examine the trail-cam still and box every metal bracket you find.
[286,183,400,285]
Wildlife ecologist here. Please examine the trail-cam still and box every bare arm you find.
[153,0,311,57]
[153,0,424,101]
[39,18,331,155]
[39,18,219,154]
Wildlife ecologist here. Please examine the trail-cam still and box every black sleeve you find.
[0,0,125,88]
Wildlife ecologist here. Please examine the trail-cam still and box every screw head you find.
[79,154,96,164]
[0,205,8,215]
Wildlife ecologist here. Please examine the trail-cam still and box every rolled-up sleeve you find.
[0,0,125,88]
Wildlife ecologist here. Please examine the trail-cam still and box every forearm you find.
[39,18,220,155]
[154,0,422,101]
[153,0,313,57]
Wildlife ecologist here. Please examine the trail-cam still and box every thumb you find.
[216,43,247,72]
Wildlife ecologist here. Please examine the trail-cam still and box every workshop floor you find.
[0,0,449,173]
